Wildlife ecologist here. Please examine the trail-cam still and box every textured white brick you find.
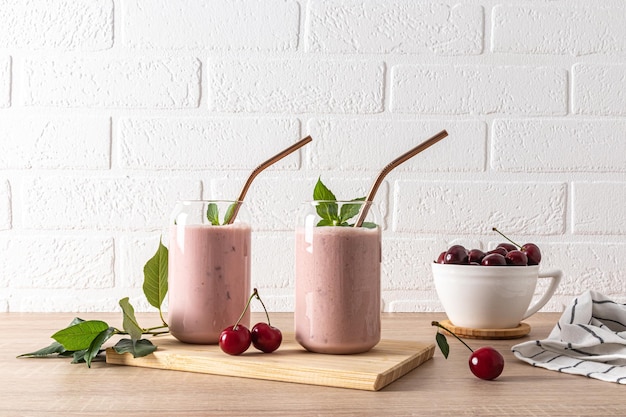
[252,233,294,289]
[23,57,201,108]
[573,64,626,116]
[9,290,143,312]
[394,181,566,235]
[384,290,442,313]
[119,118,300,170]
[493,119,626,172]
[382,238,439,291]
[0,116,110,169]
[118,235,162,288]
[210,177,389,232]
[0,236,114,289]
[0,56,9,107]
[123,0,298,52]
[0,180,10,230]
[307,119,485,172]
[0,0,112,50]
[22,177,201,231]
[573,182,626,235]
[492,5,626,56]
[539,243,626,296]
[208,59,384,113]
[306,2,482,55]
[391,65,567,115]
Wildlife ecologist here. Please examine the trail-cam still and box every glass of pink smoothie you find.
[295,200,381,354]
[168,200,251,344]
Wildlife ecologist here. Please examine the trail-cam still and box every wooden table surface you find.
[1,312,624,416]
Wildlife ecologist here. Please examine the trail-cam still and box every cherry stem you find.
[253,289,272,326]
[233,288,257,330]
[492,227,521,249]
[431,321,474,353]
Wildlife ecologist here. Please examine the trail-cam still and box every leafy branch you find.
[18,242,170,367]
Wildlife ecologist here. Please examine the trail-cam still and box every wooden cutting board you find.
[105,333,434,391]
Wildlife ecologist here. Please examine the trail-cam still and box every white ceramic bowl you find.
[432,263,562,329]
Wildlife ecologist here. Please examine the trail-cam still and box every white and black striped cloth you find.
[512,290,626,384]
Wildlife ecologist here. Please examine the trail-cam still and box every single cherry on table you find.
[431,321,505,381]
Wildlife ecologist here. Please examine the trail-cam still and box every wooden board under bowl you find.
[105,333,434,391]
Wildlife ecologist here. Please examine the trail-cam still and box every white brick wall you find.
[1,0,625,313]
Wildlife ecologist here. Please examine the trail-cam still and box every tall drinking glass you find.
[295,200,381,354]
[168,200,251,344]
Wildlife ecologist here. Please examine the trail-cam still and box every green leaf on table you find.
[51,320,110,351]
[119,297,143,341]
[17,341,67,358]
[85,327,116,368]
[142,240,168,311]
[435,332,450,359]
[113,338,157,358]
[206,203,220,225]
[71,349,88,364]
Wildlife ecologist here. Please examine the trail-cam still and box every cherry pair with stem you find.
[431,321,504,381]
[219,288,282,355]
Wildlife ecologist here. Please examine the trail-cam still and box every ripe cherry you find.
[251,323,282,353]
[432,321,505,381]
[219,288,282,355]
[250,289,282,353]
[469,347,505,380]
[521,243,541,265]
[492,227,541,266]
[468,249,486,264]
[497,242,517,252]
[443,245,469,264]
[219,324,251,355]
[488,247,508,256]
[481,253,507,266]
[436,251,446,264]
[505,250,528,266]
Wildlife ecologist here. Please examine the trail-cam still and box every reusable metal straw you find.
[353,129,448,227]
[226,136,313,224]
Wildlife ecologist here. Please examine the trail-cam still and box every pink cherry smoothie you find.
[295,225,381,354]
[168,223,251,344]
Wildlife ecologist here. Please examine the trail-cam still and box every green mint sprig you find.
[18,241,170,367]
[313,178,377,229]
[206,202,237,225]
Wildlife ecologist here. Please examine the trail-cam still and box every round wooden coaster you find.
[439,319,531,340]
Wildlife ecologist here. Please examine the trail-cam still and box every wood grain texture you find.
[439,319,531,339]
[4,312,626,417]
[105,334,435,391]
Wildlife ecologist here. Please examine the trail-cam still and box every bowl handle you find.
[522,269,562,320]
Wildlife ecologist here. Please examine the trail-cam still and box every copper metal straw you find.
[353,129,448,227]
[226,135,313,224]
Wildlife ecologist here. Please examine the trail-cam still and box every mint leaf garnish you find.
[313,178,375,228]
[206,203,220,225]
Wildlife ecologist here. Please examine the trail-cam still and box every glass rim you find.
[306,200,373,204]
[176,199,244,204]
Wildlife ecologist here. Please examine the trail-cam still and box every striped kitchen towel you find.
[512,290,626,384]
